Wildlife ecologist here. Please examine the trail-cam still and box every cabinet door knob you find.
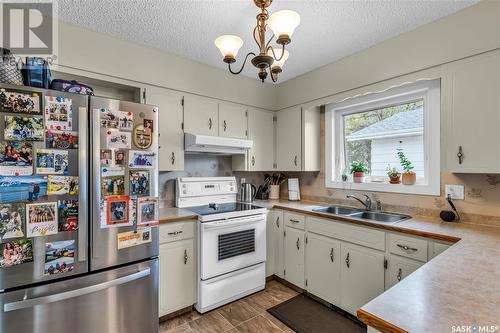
[184,249,188,265]
[276,216,280,228]
[294,155,298,166]
[397,244,418,252]
[345,252,350,268]
[457,146,464,165]
[296,237,300,250]
[397,268,402,281]
[223,120,227,131]
[251,156,255,166]
[208,117,212,130]
[330,248,334,262]
[171,152,175,165]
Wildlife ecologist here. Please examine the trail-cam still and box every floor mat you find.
[267,294,366,333]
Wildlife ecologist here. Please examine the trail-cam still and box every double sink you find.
[312,206,411,223]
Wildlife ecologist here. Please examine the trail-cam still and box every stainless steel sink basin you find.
[312,206,361,215]
[350,211,411,223]
[311,206,411,223]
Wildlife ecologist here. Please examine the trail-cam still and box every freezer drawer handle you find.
[3,268,151,312]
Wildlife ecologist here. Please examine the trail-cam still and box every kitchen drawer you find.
[389,233,428,262]
[307,217,385,251]
[159,221,195,244]
[284,212,305,230]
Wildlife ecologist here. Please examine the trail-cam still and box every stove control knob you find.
[183,190,187,194]
[230,187,234,192]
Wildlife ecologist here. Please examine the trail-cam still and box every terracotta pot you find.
[402,172,416,185]
[388,174,401,184]
[352,172,365,183]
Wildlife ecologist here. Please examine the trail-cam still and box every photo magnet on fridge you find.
[44,240,75,276]
[128,150,156,168]
[132,124,152,149]
[0,239,33,269]
[129,170,150,196]
[114,150,127,167]
[0,141,33,176]
[100,108,134,131]
[47,175,79,195]
[44,96,72,131]
[137,197,159,228]
[0,175,47,203]
[100,149,113,166]
[0,88,42,115]
[58,200,78,232]
[0,203,25,241]
[105,129,131,149]
[46,130,78,149]
[106,196,131,227]
[26,201,58,237]
[35,149,69,175]
[101,168,125,197]
[4,116,44,141]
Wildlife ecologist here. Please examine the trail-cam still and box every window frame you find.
[325,79,441,196]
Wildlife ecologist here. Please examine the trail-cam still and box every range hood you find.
[184,133,253,155]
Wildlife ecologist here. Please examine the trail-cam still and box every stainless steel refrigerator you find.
[0,84,159,333]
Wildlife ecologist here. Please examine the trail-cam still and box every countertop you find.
[253,199,500,333]
[159,207,197,223]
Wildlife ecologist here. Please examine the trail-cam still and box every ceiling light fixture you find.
[214,0,300,83]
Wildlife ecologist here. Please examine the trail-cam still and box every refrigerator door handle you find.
[91,107,102,259]
[3,268,151,312]
[78,106,88,262]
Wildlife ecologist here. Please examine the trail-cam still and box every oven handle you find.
[202,216,265,230]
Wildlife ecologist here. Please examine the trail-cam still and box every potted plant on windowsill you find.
[387,167,401,184]
[350,161,368,183]
[397,150,416,185]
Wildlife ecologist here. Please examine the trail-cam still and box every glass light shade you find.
[267,10,301,38]
[214,35,243,58]
[268,48,289,69]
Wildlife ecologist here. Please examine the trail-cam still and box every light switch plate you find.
[445,185,465,200]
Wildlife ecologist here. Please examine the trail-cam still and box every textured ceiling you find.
[55,0,480,82]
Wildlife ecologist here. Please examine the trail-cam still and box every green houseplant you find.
[387,167,401,184]
[397,150,416,185]
[350,161,368,183]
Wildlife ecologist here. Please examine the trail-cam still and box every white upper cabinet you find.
[248,108,275,171]
[276,106,320,171]
[146,87,184,171]
[277,106,302,171]
[218,102,248,139]
[445,50,500,173]
[183,95,219,136]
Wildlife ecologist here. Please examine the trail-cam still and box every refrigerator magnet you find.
[106,195,132,227]
[137,197,159,228]
[117,227,151,250]
[0,175,47,204]
[4,115,44,141]
[128,150,156,169]
[100,109,134,131]
[101,172,125,197]
[44,240,75,276]
[0,239,33,268]
[44,96,72,131]
[47,175,79,196]
[129,170,150,197]
[105,130,131,149]
[0,88,42,115]
[26,201,58,237]
[132,125,152,149]
[57,200,79,232]
[0,203,25,241]
[35,149,69,175]
[46,130,78,149]
[0,141,34,176]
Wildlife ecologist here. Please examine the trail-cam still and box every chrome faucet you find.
[347,194,372,210]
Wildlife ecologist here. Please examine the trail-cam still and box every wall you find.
[55,21,276,110]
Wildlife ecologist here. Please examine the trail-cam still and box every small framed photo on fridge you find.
[137,197,158,228]
[106,195,131,227]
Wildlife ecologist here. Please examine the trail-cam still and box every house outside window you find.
[325,79,440,195]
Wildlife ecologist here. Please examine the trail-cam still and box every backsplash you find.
[158,155,233,207]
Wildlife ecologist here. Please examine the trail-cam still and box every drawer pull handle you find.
[397,244,418,252]
[289,219,300,223]
[330,248,334,262]
[168,231,183,236]
[397,268,402,281]
[345,252,350,268]
[184,249,188,265]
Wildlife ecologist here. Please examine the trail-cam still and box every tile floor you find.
[159,280,299,333]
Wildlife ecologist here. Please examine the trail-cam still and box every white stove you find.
[176,177,267,313]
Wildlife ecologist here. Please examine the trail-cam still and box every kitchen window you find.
[325,79,440,195]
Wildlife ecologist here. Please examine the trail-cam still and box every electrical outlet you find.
[445,185,465,200]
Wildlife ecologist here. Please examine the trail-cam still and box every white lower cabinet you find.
[305,232,341,305]
[284,226,305,288]
[340,242,385,315]
[159,222,196,317]
[273,210,285,278]
[386,254,424,290]
[266,211,275,277]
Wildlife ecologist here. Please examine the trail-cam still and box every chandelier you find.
[214,0,300,83]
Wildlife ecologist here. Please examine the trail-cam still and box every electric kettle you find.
[240,183,256,203]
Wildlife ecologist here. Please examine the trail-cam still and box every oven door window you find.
[218,228,255,261]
